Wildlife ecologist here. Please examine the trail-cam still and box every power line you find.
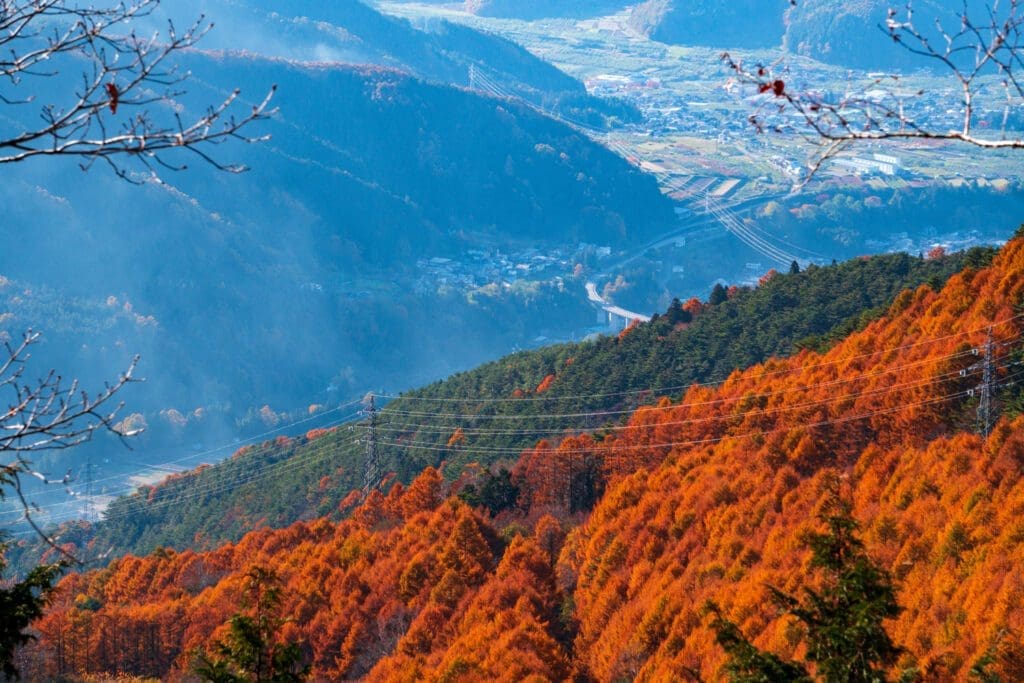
[9,312,1021,538]
[377,346,984,422]
[12,340,1020,546]
[84,451,95,524]
[71,379,975,521]
[6,429,367,534]
[72,398,368,493]
[0,409,366,526]
[366,363,987,440]
[372,357,1024,445]
[97,432,364,521]
[369,387,982,458]
[376,312,1024,406]
[362,394,379,497]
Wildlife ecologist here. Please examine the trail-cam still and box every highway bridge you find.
[585,281,651,331]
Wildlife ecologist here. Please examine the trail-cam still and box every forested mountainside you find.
[19,233,1024,681]
[784,0,975,70]
[0,52,670,464]
[12,247,990,573]
[156,0,588,104]
[631,0,980,70]
[630,0,783,50]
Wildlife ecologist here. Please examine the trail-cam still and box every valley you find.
[382,2,1024,310]
[4,2,1024,679]
[7,0,1024,530]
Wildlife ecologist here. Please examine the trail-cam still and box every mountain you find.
[150,0,633,120]
[784,0,971,70]
[162,0,575,89]
[9,247,990,571]
[631,0,983,70]
[0,50,673,482]
[629,0,785,50]
[19,233,1024,680]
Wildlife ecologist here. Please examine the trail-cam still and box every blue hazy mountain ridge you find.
[631,0,986,70]
[630,0,785,50]
[0,50,673,464]
[784,0,982,70]
[148,0,629,120]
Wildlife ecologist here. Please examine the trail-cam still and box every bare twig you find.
[0,0,276,177]
[724,0,1024,183]
[0,330,140,562]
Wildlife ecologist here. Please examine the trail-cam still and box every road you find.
[585,281,652,324]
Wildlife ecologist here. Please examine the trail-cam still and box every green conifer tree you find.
[709,483,906,682]
[194,567,308,683]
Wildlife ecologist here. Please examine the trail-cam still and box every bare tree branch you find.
[0,330,140,562]
[0,0,276,177]
[724,0,1024,183]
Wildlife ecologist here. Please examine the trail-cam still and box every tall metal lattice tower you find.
[362,394,379,496]
[977,327,997,438]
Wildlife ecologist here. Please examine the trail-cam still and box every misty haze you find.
[3,1,1024,680]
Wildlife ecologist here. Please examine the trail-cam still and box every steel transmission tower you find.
[362,394,379,496]
[977,327,997,438]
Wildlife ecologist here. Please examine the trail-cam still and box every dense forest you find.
[630,0,988,70]
[17,232,1024,680]
[7,248,991,575]
[8,1,1024,680]
[0,50,673,484]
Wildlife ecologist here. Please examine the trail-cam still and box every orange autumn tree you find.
[20,236,1024,681]
[558,235,1024,680]
[193,566,308,682]
[707,481,904,681]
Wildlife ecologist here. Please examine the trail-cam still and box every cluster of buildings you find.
[833,153,903,177]
[412,244,612,295]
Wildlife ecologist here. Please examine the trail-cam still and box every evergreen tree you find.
[194,567,308,683]
[707,602,813,682]
[0,544,63,680]
[709,484,905,682]
[709,283,729,306]
[666,297,693,324]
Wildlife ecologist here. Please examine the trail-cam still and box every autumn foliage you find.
[20,237,1024,680]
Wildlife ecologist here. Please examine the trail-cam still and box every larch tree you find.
[0,0,274,675]
[707,486,906,682]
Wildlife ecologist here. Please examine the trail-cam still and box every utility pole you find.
[362,393,379,496]
[977,327,996,438]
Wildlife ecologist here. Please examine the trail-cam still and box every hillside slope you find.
[631,0,983,70]
[784,0,972,70]
[560,233,1024,680]
[152,0,637,123]
[160,0,572,94]
[10,248,990,573]
[630,0,783,50]
[0,51,670,472]
[20,235,1024,680]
